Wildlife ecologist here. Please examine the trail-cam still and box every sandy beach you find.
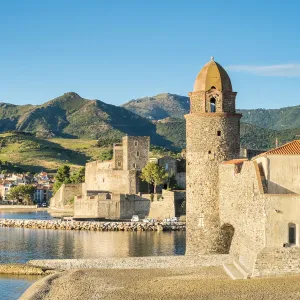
[20,266,300,300]
[0,207,46,213]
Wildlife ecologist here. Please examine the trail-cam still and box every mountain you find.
[122,93,300,132]
[238,106,300,130]
[122,93,190,120]
[156,118,300,150]
[0,92,171,148]
[1,91,300,161]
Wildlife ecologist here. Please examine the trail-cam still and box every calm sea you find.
[0,211,186,299]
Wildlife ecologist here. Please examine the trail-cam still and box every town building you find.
[33,185,53,205]
[0,180,14,202]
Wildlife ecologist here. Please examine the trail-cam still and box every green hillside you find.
[237,106,300,130]
[0,132,112,172]
[0,92,171,148]
[122,93,300,132]
[0,92,300,172]
[156,118,300,150]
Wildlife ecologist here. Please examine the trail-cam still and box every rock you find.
[0,219,185,232]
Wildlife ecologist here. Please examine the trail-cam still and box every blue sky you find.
[0,0,299,109]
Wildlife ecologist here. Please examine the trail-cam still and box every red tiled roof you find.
[222,158,248,165]
[259,140,300,156]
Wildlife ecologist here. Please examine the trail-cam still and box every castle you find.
[51,135,186,220]
[186,57,300,277]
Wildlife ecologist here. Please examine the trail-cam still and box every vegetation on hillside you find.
[238,106,300,130]
[0,92,173,149]
[122,93,190,120]
[0,92,299,172]
[0,132,111,172]
[156,118,300,150]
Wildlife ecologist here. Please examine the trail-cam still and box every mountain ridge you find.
[123,93,300,131]
[0,92,299,154]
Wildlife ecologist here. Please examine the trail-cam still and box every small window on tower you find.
[208,150,211,154]
[133,163,137,169]
[217,131,221,136]
[117,161,122,167]
[210,98,216,113]
[134,141,138,147]
[136,151,140,157]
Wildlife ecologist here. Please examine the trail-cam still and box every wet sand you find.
[20,267,300,300]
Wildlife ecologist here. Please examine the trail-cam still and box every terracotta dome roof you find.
[193,57,232,92]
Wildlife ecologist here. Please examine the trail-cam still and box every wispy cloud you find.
[226,64,300,77]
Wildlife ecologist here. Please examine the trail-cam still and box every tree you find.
[53,165,71,193]
[8,185,36,205]
[70,167,85,184]
[140,162,168,193]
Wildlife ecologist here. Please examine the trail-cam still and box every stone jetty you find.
[0,219,185,232]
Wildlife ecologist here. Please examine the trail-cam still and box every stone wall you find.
[50,184,82,209]
[252,247,300,277]
[219,161,266,271]
[74,193,121,219]
[148,190,176,219]
[74,190,182,220]
[85,164,138,194]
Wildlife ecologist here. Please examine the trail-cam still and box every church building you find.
[186,57,300,277]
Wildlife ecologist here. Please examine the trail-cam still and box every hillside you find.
[0,91,300,171]
[156,118,300,150]
[0,92,172,148]
[238,106,300,130]
[122,93,300,131]
[0,132,112,172]
[122,93,190,120]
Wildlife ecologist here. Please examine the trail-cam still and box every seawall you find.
[0,219,186,231]
[28,255,232,270]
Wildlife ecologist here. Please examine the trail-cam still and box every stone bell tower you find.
[185,57,241,255]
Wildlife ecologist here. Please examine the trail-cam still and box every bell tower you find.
[185,57,242,255]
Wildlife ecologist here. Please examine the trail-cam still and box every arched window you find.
[210,98,216,113]
[288,223,296,244]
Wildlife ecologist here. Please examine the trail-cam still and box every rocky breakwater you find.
[0,219,186,232]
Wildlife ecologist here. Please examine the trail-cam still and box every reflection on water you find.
[0,227,186,264]
[0,274,39,300]
[0,214,186,299]
[0,211,54,220]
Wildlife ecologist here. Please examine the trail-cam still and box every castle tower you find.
[185,57,241,255]
[122,136,150,171]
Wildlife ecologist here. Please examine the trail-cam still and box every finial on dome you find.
[210,56,214,61]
